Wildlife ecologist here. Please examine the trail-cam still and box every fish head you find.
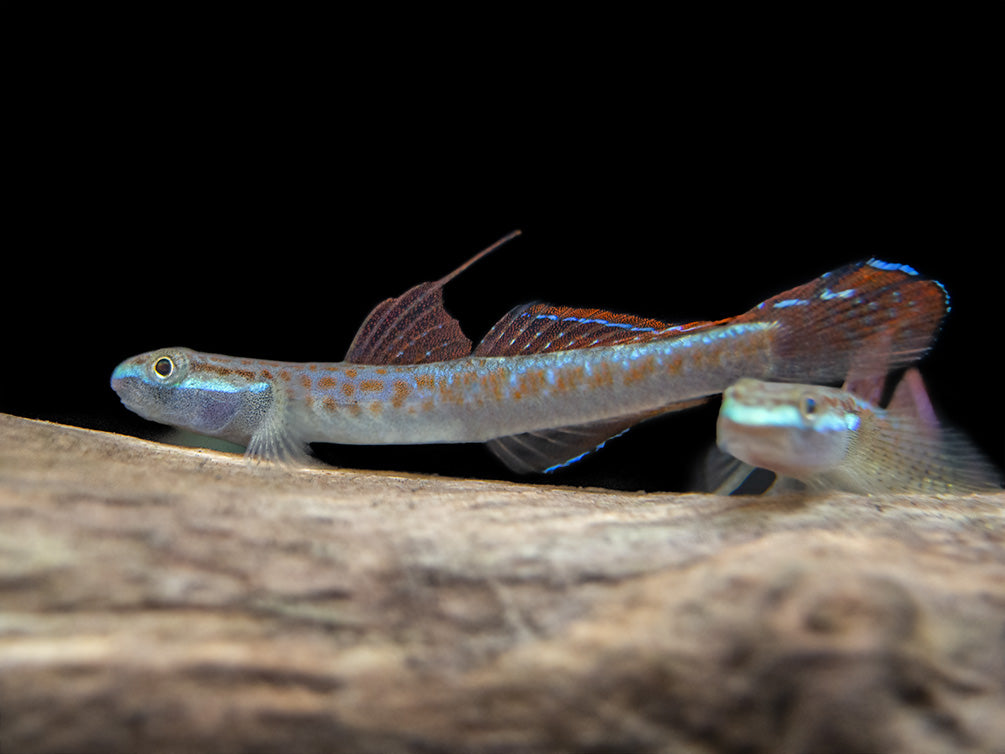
[717,378,860,479]
[111,347,270,443]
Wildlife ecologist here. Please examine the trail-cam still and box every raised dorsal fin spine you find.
[344,231,522,365]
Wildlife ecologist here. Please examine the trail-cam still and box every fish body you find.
[113,322,773,461]
[716,371,1002,494]
[112,233,950,472]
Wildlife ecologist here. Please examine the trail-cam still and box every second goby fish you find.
[111,232,949,473]
[716,370,1002,494]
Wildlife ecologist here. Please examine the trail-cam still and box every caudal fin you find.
[734,259,950,384]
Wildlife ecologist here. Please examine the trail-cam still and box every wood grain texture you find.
[1,413,1003,753]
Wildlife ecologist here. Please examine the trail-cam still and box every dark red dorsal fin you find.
[474,303,719,357]
[345,231,521,365]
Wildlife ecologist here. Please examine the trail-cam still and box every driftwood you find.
[0,412,1003,753]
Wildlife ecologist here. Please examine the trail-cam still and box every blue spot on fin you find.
[867,259,920,276]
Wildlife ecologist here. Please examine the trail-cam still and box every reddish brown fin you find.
[345,231,521,365]
[733,259,949,383]
[474,303,720,357]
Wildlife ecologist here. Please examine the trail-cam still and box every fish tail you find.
[734,259,950,384]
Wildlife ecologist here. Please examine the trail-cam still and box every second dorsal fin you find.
[345,231,521,365]
[474,303,718,357]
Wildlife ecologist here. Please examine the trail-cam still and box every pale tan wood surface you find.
[1,413,1002,753]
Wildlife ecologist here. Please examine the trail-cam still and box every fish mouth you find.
[717,415,803,476]
[111,383,146,419]
[110,368,134,399]
[110,368,154,418]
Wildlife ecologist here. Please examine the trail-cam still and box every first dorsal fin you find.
[474,303,720,357]
[345,231,521,365]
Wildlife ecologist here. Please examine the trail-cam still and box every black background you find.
[6,21,1001,491]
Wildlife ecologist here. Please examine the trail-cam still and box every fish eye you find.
[153,356,175,379]
[801,396,817,418]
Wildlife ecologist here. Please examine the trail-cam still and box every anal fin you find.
[488,400,707,474]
